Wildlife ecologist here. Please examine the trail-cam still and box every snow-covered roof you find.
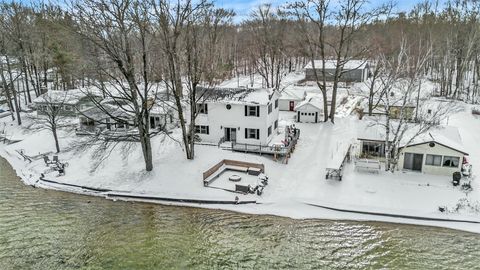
[150,100,176,115]
[33,88,102,105]
[197,87,277,105]
[356,121,390,142]
[357,120,468,155]
[304,60,368,70]
[399,126,468,155]
[295,97,323,111]
[279,88,306,101]
[79,103,133,121]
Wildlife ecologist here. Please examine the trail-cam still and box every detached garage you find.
[295,97,323,123]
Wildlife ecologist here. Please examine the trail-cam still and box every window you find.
[268,126,272,136]
[197,103,208,114]
[274,120,278,129]
[80,117,94,126]
[195,125,209,134]
[268,103,272,114]
[275,99,278,108]
[245,105,259,117]
[425,154,442,166]
[362,141,385,157]
[443,156,460,167]
[245,128,259,139]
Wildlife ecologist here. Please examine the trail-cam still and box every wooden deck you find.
[228,128,300,163]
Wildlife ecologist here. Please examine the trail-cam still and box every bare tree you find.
[183,7,234,158]
[72,0,157,171]
[246,5,287,89]
[28,92,74,153]
[365,57,385,116]
[289,0,330,122]
[153,0,212,160]
[374,38,458,172]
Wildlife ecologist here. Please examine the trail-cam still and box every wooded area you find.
[1,0,480,171]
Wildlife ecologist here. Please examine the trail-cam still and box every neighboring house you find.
[193,87,280,145]
[0,93,6,105]
[78,99,176,134]
[279,88,306,111]
[397,127,468,176]
[356,123,392,159]
[34,89,102,117]
[78,103,135,134]
[371,104,416,121]
[304,60,369,82]
[295,97,323,123]
[149,100,179,130]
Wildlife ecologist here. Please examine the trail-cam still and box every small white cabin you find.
[397,127,469,176]
[295,97,323,123]
[193,87,280,145]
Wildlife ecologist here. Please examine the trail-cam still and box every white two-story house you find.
[193,87,280,145]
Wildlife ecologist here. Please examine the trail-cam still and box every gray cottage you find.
[33,89,102,117]
[304,60,369,82]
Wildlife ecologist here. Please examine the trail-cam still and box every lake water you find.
[1,157,480,269]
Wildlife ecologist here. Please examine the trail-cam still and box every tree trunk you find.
[138,120,153,171]
[52,126,60,153]
[5,56,21,125]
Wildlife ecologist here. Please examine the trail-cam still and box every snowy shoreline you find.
[2,139,480,235]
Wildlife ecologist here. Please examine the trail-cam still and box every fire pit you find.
[229,174,242,182]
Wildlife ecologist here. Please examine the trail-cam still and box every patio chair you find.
[53,155,59,164]
[43,155,50,165]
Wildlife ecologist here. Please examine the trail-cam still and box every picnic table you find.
[325,144,352,181]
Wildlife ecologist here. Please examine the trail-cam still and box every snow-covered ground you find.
[1,79,480,234]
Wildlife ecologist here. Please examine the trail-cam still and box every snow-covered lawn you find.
[1,102,480,234]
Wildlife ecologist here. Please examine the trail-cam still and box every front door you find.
[289,101,295,111]
[224,128,236,142]
[403,153,423,171]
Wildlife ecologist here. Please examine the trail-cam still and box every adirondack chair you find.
[43,155,51,165]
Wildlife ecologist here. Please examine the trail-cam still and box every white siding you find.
[397,142,465,176]
[295,104,322,123]
[192,98,279,145]
[279,99,301,111]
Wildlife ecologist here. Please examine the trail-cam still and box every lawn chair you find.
[43,155,51,165]
[57,163,66,176]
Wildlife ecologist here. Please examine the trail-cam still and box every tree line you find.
[1,0,479,171]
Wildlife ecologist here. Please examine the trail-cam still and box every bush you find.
[472,107,480,115]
